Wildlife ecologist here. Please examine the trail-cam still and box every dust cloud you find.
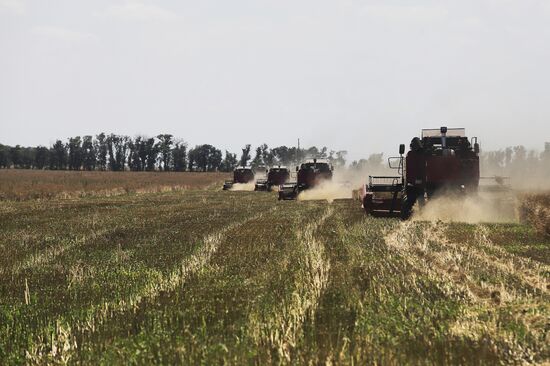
[297,180,352,203]
[412,192,518,223]
[480,147,550,191]
[296,168,375,203]
[479,171,550,193]
[230,182,256,191]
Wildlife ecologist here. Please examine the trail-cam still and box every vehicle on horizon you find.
[254,166,291,191]
[278,158,333,200]
[223,166,255,190]
[361,126,486,219]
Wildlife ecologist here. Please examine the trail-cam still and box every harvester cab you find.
[363,126,482,219]
[223,166,255,190]
[255,165,290,191]
[278,158,333,200]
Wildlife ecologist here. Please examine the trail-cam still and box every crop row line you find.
[384,221,549,363]
[248,206,333,362]
[25,207,274,364]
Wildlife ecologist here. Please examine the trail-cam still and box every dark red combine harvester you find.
[278,158,333,200]
[223,166,255,190]
[362,127,481,219]
[254,166,291,191]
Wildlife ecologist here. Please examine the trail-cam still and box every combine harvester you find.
[361,126,508,219]
[278,158,333,200]
[222,166,255,190]
[254,166,290,191]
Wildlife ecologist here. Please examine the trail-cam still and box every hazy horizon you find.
[1,0,549,161]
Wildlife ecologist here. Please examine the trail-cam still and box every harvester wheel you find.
[400,192,416,220]
[363,194,373,215]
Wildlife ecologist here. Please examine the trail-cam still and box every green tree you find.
[305,146,328,160]
[250,143,272,168]
[144,138,158,171]
[20,147,35,169]
[68,136,83,170]
[128,137,144,171]
[82,136,95,171]
[271,146,291,165]
[0,144,10,168]
[207,148,222,171]
[172,142,187,172]
[107,134,129,171]
[34,146,49,169]
[350,153,384,173]
[251,146,263,169]
[261,144,275,167]
[239,144,251,167]
[156,134,173,171]
[94,133,108,171]
[49,140,67,170]
[9,145,22,168]
[328,150,347,168]
[221,150,238,172]
[188,144,222,172]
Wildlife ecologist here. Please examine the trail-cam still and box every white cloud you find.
[0,0,26,15]
[101,1,179,21]
[31,26,99,43]
[361,4,449,23]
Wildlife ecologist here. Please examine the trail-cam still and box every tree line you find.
[0,133,349,172]
[480,143,550,179]
[1,133,548,175]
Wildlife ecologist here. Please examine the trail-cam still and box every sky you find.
[1,0,549,162]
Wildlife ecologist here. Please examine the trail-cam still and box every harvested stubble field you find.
[0,170,228,200]
[0,172,549,364]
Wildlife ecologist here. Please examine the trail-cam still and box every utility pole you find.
[297,138,300,164]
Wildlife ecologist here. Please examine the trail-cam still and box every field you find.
[0,170,227,200]
[0,172,549,364]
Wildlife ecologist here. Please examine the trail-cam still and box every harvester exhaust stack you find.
[440,126,447,148]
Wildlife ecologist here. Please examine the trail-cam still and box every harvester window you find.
[301,163,331,172]
[424,137,471,151]
[421,128,466,138]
